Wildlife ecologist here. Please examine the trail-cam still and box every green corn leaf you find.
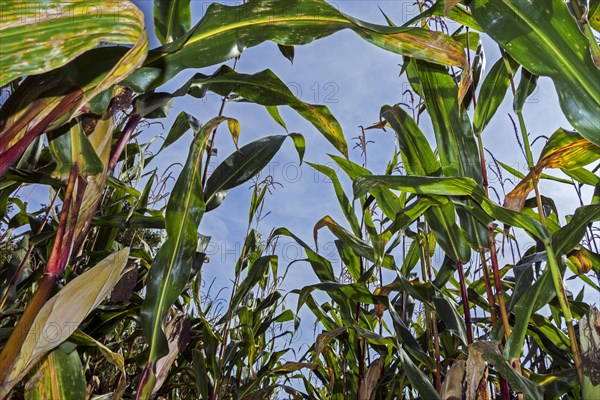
[24,346,86,400]
[353,175,549,242]
[140,119,223,378]
[154,0,192,45]
[125,0,467,91]
[513,68,538,113]
[230,256,276,314]
[383,104,470,262]
[552,204,600,256]
[505,270,550,360]
[204,135,289,211]
[307,162,361,236]
[401,1,481,31]
[471,341,543,399]
[277,44,295,64]
[178,66,347,157]
[474,56,518,135]
[0,1,147,86]
[272,227,336,283]
[48,122,104,178]
[409,60,488,250]
[381,105,441,177]
[313,215,395,269]
[472,0,600,146]
[329,154,401,220]
[407,60,481,179]
[398,347,441,400]
[383,276,468,343]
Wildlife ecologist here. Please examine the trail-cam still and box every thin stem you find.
[0,164,83,384]
[423,228,442,393]
[0,191,59,311]
[544,243,583,386]
[457,261,473,344]
[202,57,239,190]
[488,226,511,340]
[109,112,142,171]
[480,250,497,324]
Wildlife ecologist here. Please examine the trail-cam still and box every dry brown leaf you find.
[441,359,465,400]
[444,0,462,15]
[359,358,384,400]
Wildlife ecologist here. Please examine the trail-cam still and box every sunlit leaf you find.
[126,0,466,91]
[139,119,220,390]
[23,346,86,400]
[178,66,348,157]
[204,135,288,211]
[504,129,600,212]
[472,0,600,146]
[154,0,191,45]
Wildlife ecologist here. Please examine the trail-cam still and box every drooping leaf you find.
[146,112,201,165]
[330,154,401,220]
[471,341,544,399]
[70,330,126,396]
[397,343,439,400]
[353,175,549,242]
[307,162,361,236]
[289,133,306,165]
[513,68,538,113]
[402,1,482,31]
[504,129,600,212]
[125,0,467,91]
[313,215,395,269]
[277,44,295,64]
[552,204,600,256]
[178,66,347,157]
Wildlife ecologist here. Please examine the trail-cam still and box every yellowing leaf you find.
[227,118,241,150]
[1,248,129,394]
[0,1,146,86]
[504,129,600,212]
[23,347,86,400]
[0,2,147,178]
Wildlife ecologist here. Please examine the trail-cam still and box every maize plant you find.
[0,0,598,399]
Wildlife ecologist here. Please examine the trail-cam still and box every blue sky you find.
[129,0,598,344]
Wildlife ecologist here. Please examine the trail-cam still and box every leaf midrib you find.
[148,142,203,362]
[145,15,352,64]
[493,0,599,104]
[165,0,179,43]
